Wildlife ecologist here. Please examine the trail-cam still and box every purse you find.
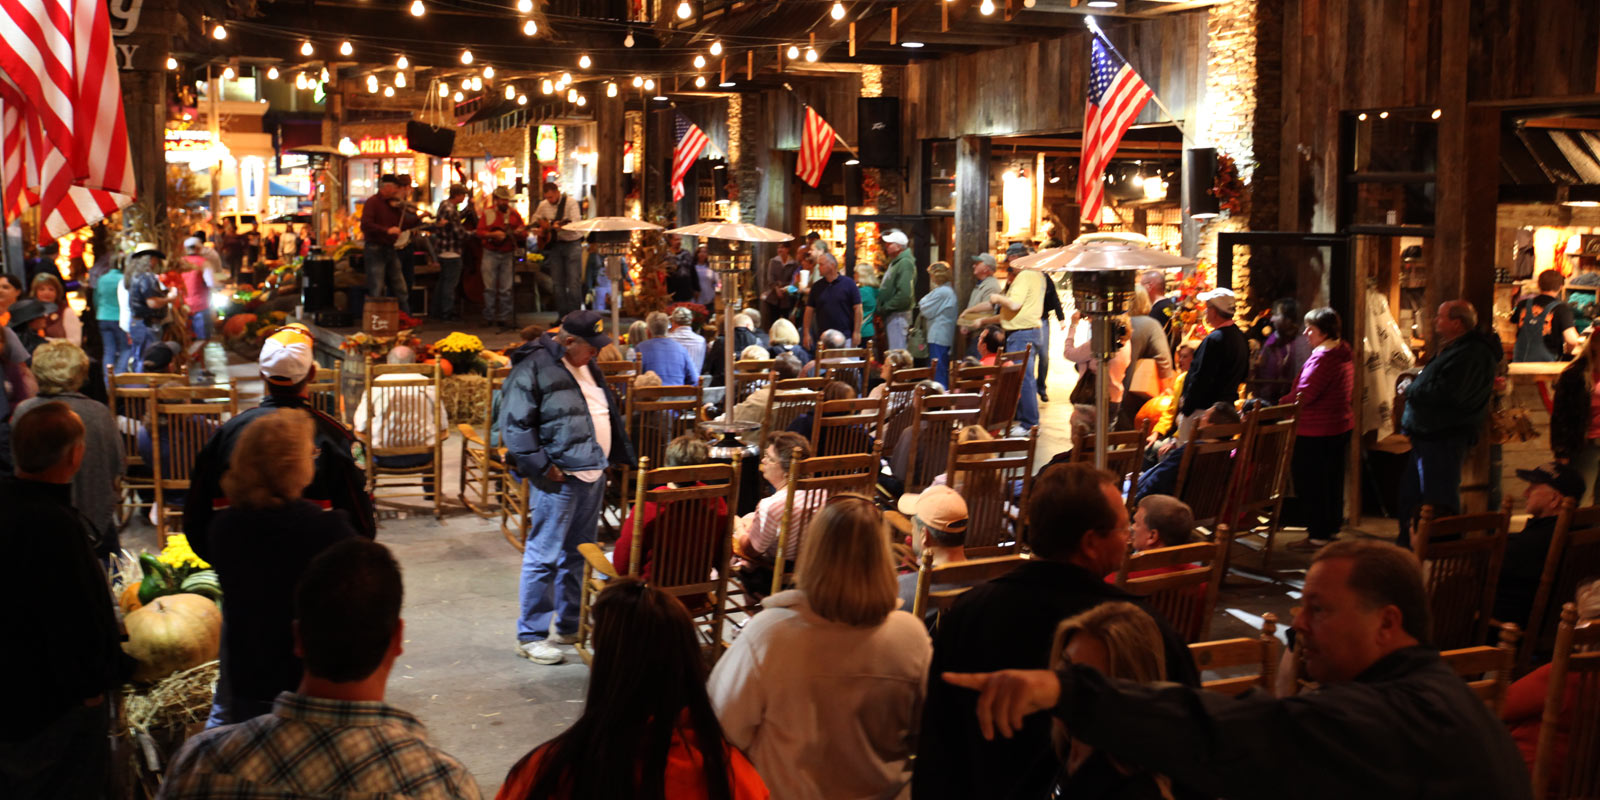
[906,308,930,360]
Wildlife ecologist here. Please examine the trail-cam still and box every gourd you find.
[123,593,223,683]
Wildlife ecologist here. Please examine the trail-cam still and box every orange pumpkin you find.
[1136,395,1172,431]
[221,313,257,338]
[119,581,144,615]
[424,357,453,377]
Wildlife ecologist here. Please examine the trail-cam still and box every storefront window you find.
[924,140,956,213]
[1340,108,1438,234]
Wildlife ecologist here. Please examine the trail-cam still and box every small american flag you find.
[795,106,834,188]
[1078,34,1153,224]
[670,112,709,202]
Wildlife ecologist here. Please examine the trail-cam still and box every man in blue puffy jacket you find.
[502,310,635,665]
[1397,300,1502,548]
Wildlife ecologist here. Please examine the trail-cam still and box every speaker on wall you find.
[857,97,900,168]
[1184,147,1220,219]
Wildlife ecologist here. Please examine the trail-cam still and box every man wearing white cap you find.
[184,323,375,555]
[897,485,975,625]
[1177,287,1249,437]
[878,229,916,351]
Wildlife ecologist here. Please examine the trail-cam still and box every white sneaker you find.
[549,631,580,645]
[516,640,564,665]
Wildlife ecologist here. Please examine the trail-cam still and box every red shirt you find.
[495,723,768,800]
[614,487,729,579]
[478,205,525,253]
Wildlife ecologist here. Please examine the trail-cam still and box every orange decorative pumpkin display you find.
[1136,395,1172,431]
[119,581,144,615]
[221,314,257,338]
[424,357,453,377]
[122,593,222,683]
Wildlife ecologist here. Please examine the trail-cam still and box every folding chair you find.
[731,359,776,405]
[1188,612,1280,696]
[811,394,887,458]
[1532,602,1600,800]
[150,384,238,544]
[902,388,984,492]
[457,366,512,518]
[765,451,879,597]
[755,379,824,451]
[576,456,741,664]
[1439,621,1520,714]
[816,347,869,394]
[1412,501,1511,651]
[1520,501,1600,673]
[108,372,184,528]
[911,551,1028,621]
[1115,536,1228,643]
[1228,403,1299,568]
[358,362,446,522]
[946,426,1037,557]
[1071,420,1152,508]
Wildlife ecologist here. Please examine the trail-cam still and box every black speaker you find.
[1185,147,1220,219]
[857,97,900,169]
[843,162,864,206]
[406,119,456,158]
[301,257,335,312]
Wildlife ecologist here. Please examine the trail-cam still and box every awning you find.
[217,179,303,197]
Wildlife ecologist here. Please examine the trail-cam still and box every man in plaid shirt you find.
[157,540,480,800]
[431,184,477,322]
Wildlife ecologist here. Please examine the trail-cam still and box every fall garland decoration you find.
[1211,152,1246,216]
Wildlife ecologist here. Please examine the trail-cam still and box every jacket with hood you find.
[1401,328,1502,440]
[501,333,635,492]
[877,248,916,315]
[1286,341,1355,437]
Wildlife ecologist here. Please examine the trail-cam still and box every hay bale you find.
[441,374,489,426]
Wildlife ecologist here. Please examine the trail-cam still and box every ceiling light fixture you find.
[266,66,279,79]
[166,56,178,70]
[644,78,655,90]
[845,157,860,165]
[438,82,448,97]
[1378,110,1389,119]
[221,66,234,79]
[720,80,736,88]
[409,0,425,14]
[1357,112,1368,121]
[1086,0,1116,7]
[1431,108,1442,120]
[296,73,309,89]
[523,19,538,35]
[300,41,314,56]
[396,55,409,69]
[831,1,845,20]
[560,72,572,85]
[710,40,722,56]
[804,47,818,62]
[676,0,692,19]
[470,76,482,90]
[653,93,668,101]
[320,67,329,82]
[576,94,587,106]
[211,23,227,39]
[339,40,353,56]
[632,75,643,88]
[624,31,634,47]
[980,0,996,13]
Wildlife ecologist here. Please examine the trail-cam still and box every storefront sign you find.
[164,129,215,152]
[356,135,410,156]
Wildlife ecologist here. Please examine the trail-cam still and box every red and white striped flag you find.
[0,0,135,242]
[795,106,834,188]
[670,112,709,202]
[1077,34,1153,224]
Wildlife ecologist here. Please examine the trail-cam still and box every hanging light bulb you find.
[644,78,655,91]
[517,94,527,105]
[438,82,449,97]
[567,87,578,102]
[454,91,464,102]
[541,78,553,94]
[979,0,995,13]
[409,0,425,14]
[483,65,495,79]
[787,44,800,59]
[394,71,406,88]
[694,75,706,88]
[320,67,329,82]
[300,41,314,56]
[805,47,818,62]
[523,19,537,35]
[166,56,178,70]
[710,40,723,56]
[339,40,353,56]
[676,0,692,19]
[505,84,515,99]
[460,49,473,65]
[211,23,226,40]
[296,72,308,89]
[367,74,378,92]
[383,86,395,97]
[693,54,706,69]
[579,54,592,69]
[623,30,634,47]
[470,76,482,91]
[606,82,617,97]
[560,72,572,85]
[631,75,643,88]
[459,79,470,91]
[396,54,409,69]
[516,0,532,10]
[266,66,279,79]
[222,66,235,80]
[576,94,586,106]
[830,1,844,20]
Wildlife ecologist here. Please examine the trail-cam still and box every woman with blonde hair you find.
[766,315,811,366]
[1046,602,1177,799]
[710,494,931,799]
[15,340,121,554]
[204,408,357,726]
[28,272,81,344]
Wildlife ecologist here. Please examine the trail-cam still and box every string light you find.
[805,47,818,62]
[300,41,314,56]
[454,91,464,101]
[505,84,515,99]
[980,0,995,13]
[394,72,406,88]
[470,76,482,90]
[787,44,800,59]
[579,54,592,69]
[560,72,572,85]
[222,66,235,80]
[576,94,586,106]
[296,72,308,89]
[567,87,578,102]
[460,79,471,91]
[709,40,722,56]
[676,0,692,19]
[830,1,844,20]
[483,65,495,79]
[166,57,178,70]
[367,74,378,92]
[624,30,634,47]
[396,55,409,69]
[523,19,537,35]
[409,0,424,15]
[211,23,226,40]
[516,0,532,10]
[339,40,353,56]
[266,66,279,79]
[644,78,655,90]
[606,81,617,97]
[693,54,706,69]
[320,67,329,82]
[1431,108,1442,120]
[517,94,527,105]
[632,75,643,88]
[694,75,706,88]
[541,78,553,94]
[383,86,395,97]
[460,49,473,65]
[438,82,449,97]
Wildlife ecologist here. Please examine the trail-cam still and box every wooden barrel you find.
[364,296,399,335]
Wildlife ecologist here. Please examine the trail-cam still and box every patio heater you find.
[665,221,791,458]
[563,216,663,339]
[1012,235,1194,471]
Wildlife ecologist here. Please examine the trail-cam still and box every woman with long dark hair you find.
[497,579,767,800]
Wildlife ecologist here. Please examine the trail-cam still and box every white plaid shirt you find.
[156,692,481,800]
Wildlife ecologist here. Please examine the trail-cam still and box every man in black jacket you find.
[503,310,635,666]
[1178,287,1249,437]
[185,323,374,557]
[944,539,1532,800]
[912,461,1200,800]
[1494,462,1584,629]
[1,402,133,799]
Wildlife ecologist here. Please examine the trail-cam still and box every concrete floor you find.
[118,317,1380,794]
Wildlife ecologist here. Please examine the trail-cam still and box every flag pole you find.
[1085,18,1194,145]
[780,82,861,160]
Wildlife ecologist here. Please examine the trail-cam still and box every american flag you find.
[670,112,709,202]
[0,0,134,242]
[795,106,834,188]
[1077,34,1153,223]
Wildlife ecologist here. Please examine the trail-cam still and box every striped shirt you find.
[156,692,480,800]
[744,488,826,561]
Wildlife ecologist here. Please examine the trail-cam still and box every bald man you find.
[1396,300,1502,548]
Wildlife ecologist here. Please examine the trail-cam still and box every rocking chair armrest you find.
[457,423,486,446]
[577,542,619,579]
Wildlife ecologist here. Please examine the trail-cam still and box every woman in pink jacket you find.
[1285,307,1354,550]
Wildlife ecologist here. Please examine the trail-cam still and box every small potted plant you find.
[435,331,487,376]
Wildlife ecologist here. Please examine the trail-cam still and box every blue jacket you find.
[501,334,635,491]
[1401,328,1502,440]
[635,336,698,387]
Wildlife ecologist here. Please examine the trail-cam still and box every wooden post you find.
[890,7,899,46]
[954,135,991,308]
[849,22,856,57]
[596,91,624,217]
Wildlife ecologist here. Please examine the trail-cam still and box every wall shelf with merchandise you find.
[805,205,848,253]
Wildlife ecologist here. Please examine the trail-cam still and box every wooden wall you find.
[903,12,1208,140]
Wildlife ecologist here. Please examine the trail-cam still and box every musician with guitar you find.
[532,181,585,318]
[477,186,528,330]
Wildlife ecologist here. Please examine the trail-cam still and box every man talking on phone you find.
[533,181,585,318]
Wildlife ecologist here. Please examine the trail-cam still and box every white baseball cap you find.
[1198,287,1237,316]
[881,229,909,247]
[259,323,316,385]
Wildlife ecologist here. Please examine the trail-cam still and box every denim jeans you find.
[481,249,516,324]
[1396,433,1471,549]
[363,242,409,314]
[543,239,583,318]
[190,310,210,342]
[518,474,607,642]
[885,311,910,352]
[929,342,952,389]
[434,255,463,318]
[1004,327,1042,430]
[99,320,129,375]
[129,319,162,369]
